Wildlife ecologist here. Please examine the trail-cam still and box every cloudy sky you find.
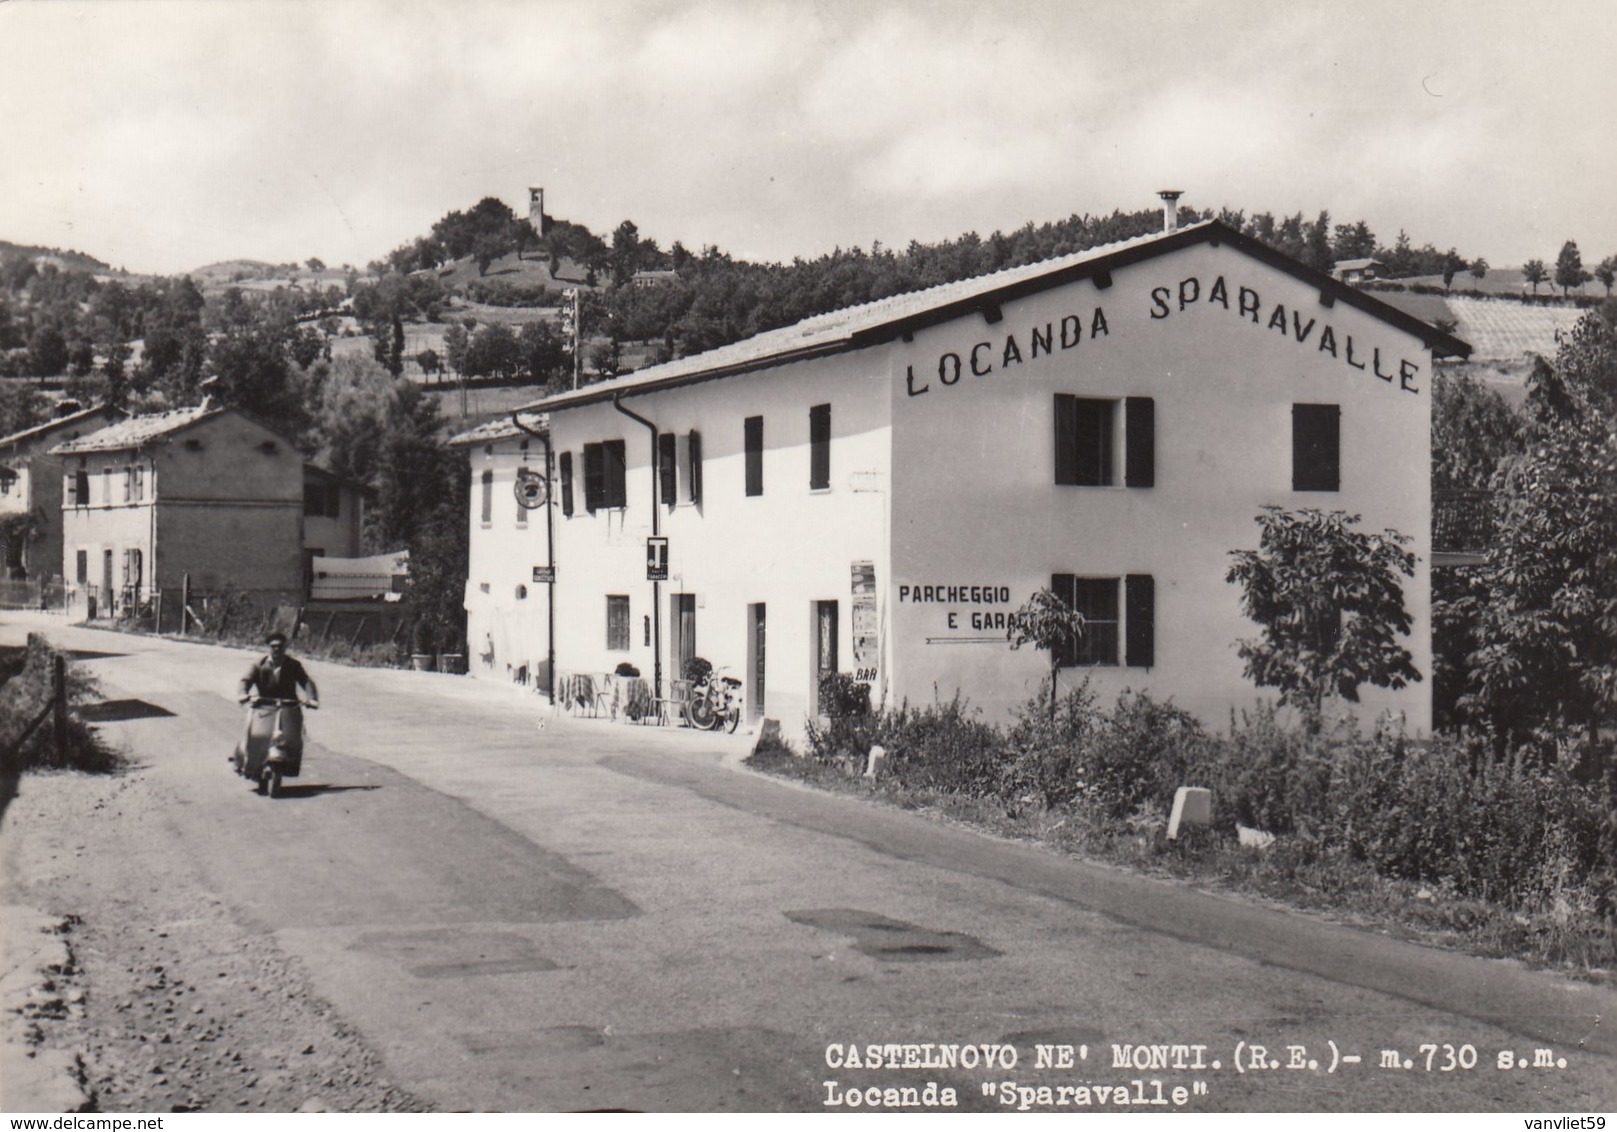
[3,0,1612,277]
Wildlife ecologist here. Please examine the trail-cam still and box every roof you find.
[526,220,1471,413]
[0,403,127,453]
[50,403,226,455]
[1334,257,1383,271]
[448,412,548,447]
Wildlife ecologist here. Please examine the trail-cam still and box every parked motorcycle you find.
[231,697,314,797]
[687,671,743,733]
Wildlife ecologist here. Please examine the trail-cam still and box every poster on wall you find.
[850,559,878,683]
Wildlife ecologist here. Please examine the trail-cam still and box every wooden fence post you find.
[52,654,67,763]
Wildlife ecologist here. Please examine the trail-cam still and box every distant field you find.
[1447,296,1584,361]
[1398,267,1609,300]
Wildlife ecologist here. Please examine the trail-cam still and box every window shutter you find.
[559,451,574,516]
[1053,395,1077,485]
[1049,572,1076,668]
[1292,404,1340,491]
[1125,397,1155,488]
[1125,574,1155,668]
[480,469,493,524]
[582,443,604,512]
[658,433,677,506]
[744,416,763,496]
[604,440,627,507]
[688,431,702,505]
[809,403,831,490]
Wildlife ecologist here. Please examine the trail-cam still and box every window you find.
[133,465,145,502]
[75,550,87,585]
[123,468,133,502]
[1292,404,1340,491]
[744,416,763,497]
[583,440,627,511]
[515,466,529,525]
[480,469,493,524]
[1054,395,1154,487]
[559,451,574,516]
[606,595,630,651]
[1049,573,1155,668]
[809,403,831,490]
[102,467,112,505]
[304,481,340,518]
[688,431,703,505]
[658,433,677,507]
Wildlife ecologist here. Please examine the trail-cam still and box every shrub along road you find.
[0,615,1612,1113]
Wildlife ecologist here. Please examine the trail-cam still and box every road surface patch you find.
[786,909,1002,962]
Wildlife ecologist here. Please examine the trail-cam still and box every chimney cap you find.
[1158,189,1185,233]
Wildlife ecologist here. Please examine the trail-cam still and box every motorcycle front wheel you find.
[688,695,717,730]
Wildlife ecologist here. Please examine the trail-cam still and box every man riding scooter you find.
[233,630,319,795]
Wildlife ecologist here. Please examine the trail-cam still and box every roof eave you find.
[526,220,1470,414]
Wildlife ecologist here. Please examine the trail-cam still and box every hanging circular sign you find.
[514,469,548,509]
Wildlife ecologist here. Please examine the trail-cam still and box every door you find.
[748,603,766,721]
[670,593,696,680]
[812,600,838,716]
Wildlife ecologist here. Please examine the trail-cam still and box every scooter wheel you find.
[255,771,268,795]
[267,771,282,798]
[724,709,740,734]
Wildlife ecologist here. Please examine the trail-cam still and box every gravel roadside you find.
[1,765,427,1114]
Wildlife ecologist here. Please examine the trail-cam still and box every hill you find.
[0,239,110,273]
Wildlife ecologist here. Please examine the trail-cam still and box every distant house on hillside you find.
[0,403,128,588]
[51,403,308,622]
[631,270,680,290]
[1333,257,1383,284]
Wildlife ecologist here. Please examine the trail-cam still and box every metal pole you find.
[611,396,662,702]
[511,412,557,705]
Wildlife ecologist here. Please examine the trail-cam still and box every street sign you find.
[646,536,668,581]
[532,565,555,584]
[514,469,548,509]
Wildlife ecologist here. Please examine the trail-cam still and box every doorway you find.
[670,593,696,680]
[747,603,766,721]
[812,600,838,716]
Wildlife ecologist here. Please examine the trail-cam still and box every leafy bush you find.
[614,661,640,678]
[0,634,116,772]
[818,671,870,718]
[681,656,712,684]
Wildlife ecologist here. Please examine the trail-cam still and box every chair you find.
[653,679,695,726]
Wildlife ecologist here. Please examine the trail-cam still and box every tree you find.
[1304,210,1333,273]
[1006,587,1086,720]
[1463,313,1617,751]
[26,324,68,378]
[0,383,49,436]
[1523,258,1549,295]
[1431,370,1523,492]
[1226,507,1420,731]
[1596,257,1616,298]
[442,323,468,378]
[1555,240,1587,297]
[1441,248,1465,293]
[416,348,440,381]
[306,257,326,273]
[1469,257,1488,284]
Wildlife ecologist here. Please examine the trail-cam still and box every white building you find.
[509,212,1468,738]
[452,413,554,688]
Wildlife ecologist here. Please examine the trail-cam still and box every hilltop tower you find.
[528,186,549,235]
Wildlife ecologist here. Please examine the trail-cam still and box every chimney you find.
[1158,189,1183,233]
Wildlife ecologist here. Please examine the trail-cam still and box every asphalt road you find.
[4,614,1613,1113]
